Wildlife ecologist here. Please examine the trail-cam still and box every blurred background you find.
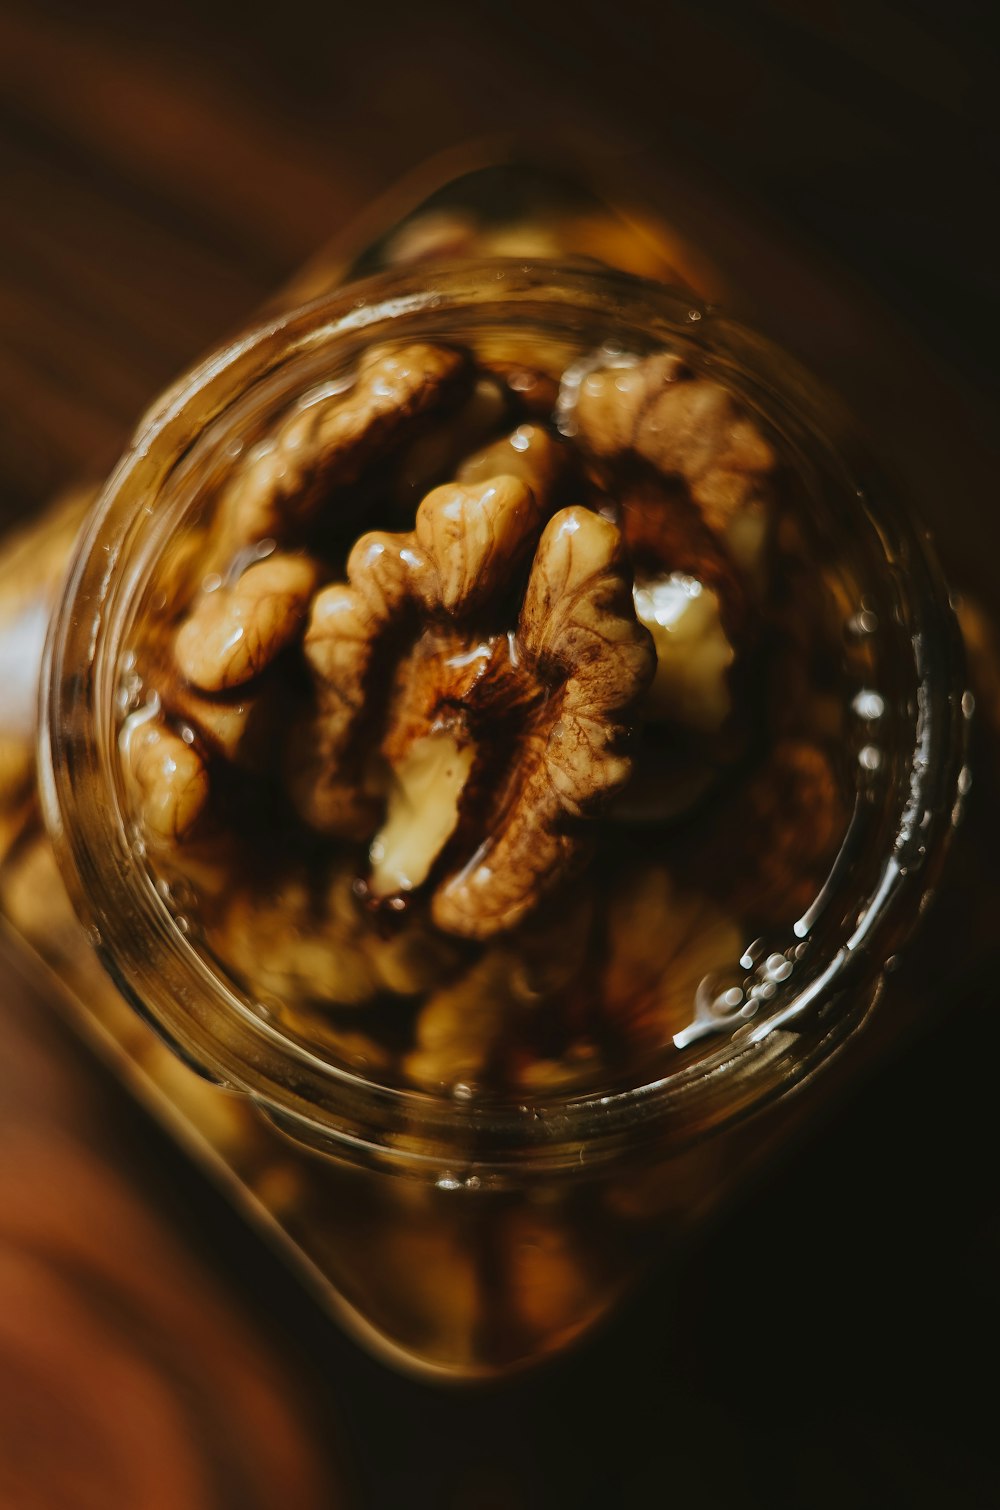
[0,1,997,1506]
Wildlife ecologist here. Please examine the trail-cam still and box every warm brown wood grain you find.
[0,941,351,1508]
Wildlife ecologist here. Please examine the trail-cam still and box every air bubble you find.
[740,938,766,970]
[847,609,878,637]
[674,970,750,1048]
[852,689,885,720]
[763,953,793,983]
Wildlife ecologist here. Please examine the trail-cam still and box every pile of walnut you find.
[121,340,845,1093]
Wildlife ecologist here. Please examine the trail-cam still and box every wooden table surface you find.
[1,3,997,1506]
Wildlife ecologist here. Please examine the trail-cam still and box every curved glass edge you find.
[39,261,969,1175]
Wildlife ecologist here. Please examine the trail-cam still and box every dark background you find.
[1,2,998,1506]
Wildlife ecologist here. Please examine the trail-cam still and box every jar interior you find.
[94,282,919,1118]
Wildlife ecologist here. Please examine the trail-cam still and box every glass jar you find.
[36,260,966,1380]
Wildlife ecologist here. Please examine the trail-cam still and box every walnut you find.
[483,362,561,419]
[677,737,846,926]
[457,423,570,504]
[215,342,469,557]
[298,474,654,939]
[473,333,573,418]
[175,553,319,693]
[164,682,287,771]
[291,473,542,841]
[393,375,509,503]
[404,951,515,1093]
[123,553,323,850]
[404,894,596,1091]
[633,574,735,732]
[511,1042,602,1093]
[602,863,743,1051]
[220,868,382,1008]
[574,352,776,582]
[599,552,743,820]
[730,739,845,921]
[569,357,781,813]
[432,506,653,939]
[120,709,209,846]
[217,861,461,1011]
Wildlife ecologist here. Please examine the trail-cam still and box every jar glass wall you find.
[39,261,966,1377]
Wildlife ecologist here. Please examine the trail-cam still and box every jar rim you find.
[39,258,968,1174]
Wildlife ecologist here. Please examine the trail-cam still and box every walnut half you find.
[298,478,655,940]
[431,505,654,938]
[574,351,776,567]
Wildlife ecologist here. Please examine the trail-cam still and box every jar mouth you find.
[39,259,969,1173]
